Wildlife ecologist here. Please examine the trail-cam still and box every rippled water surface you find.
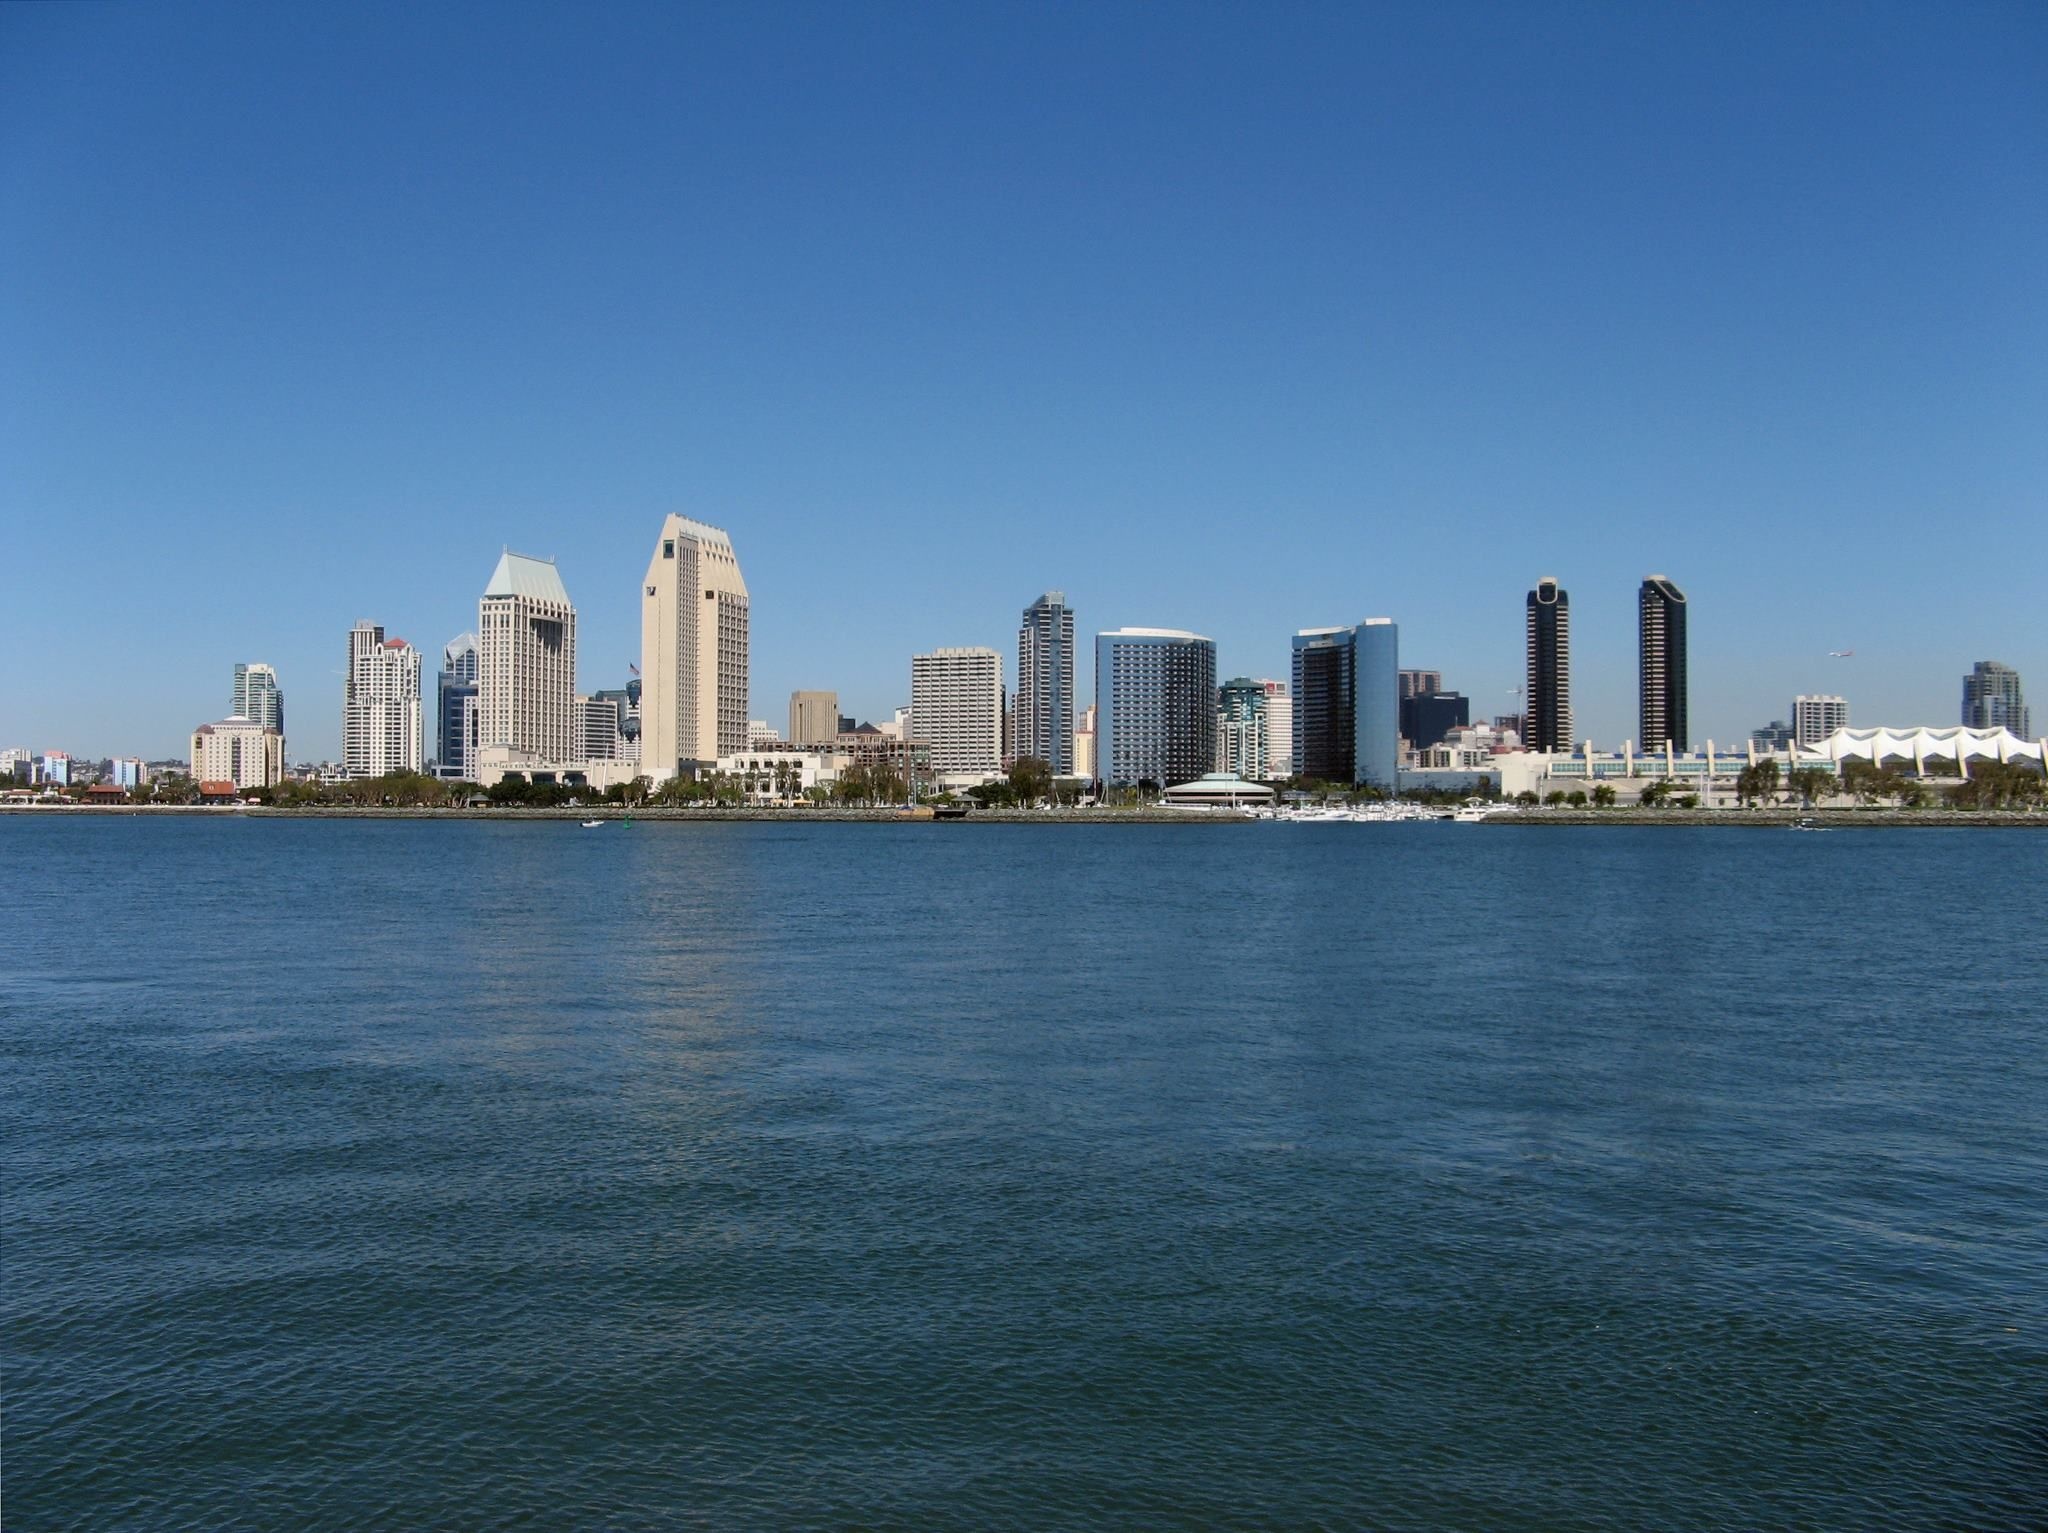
[4,818,2045,1529]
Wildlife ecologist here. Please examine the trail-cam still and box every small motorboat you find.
[581,819,605,829]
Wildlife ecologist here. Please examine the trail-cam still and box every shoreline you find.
[3,804,2044,827]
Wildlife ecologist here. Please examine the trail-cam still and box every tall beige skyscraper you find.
[479,551,577,763]
[641,515,749,779]
[789,690,840,746]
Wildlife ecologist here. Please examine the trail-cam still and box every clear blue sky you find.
[4,1,2043,761]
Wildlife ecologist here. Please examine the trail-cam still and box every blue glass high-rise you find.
[1353,619,1399,791]
[1094,628,1217,788]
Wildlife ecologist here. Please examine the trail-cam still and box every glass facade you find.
[1095,630,1217,787]
[1291,628,1355,784]
[1354,619,1399,791]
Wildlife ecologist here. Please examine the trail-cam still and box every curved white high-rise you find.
[641,516,749,780]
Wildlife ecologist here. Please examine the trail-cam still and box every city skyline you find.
[15,543,2044,772]
[5,5,2044,760]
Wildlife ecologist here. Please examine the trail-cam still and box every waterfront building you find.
[39,751,73,787]
[1398,670,1442,701]
[231,663,285,741]
[1794,694,1849,747]
[1094,628,1217,788]
[1399,689,1469,751]
[577,696,623,761]
[715,750,847,801]
[1216,676,1269,780]
[1160,772,1276,808]
[1503,725,2045,809]
[1290,622,1398,789]
[343,622,424,778]
[1809,725,2044,775]
[789,690,840,747]
[1639,575,1689,751]
[110,757,146,790]
[641,516,749,780]
[190,716,284,789]
[1073,703,1097,781]
[1524,577,1572,752]
[480,551,578,766]
[1962,661,2029,737]
[1291,627,1356,783]
[437,634,479,779]
[1354,619,1400,792]
[1016,591,1076,774]
[1259,681,1292,778]
[910,647,1003,777]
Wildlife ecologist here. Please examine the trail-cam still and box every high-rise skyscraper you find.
[910,647,1003,776]
[343,622,424,777]
[231,663,285,741]
[479,551,577,765]
[437,633,479,779]
[1094,628,1216,788]
[1016,591,1076,774]
[1524,577,1572,752]
[1216,676,1269,779]
[1793,694,1848,746]
[788,690,840,747]
[1962,661,2030,736]
[1291,627,1356,783]
[1290,621,1398,787]
[1353,618,1400,791]
[1638,575,1689,751]
[641,516,749,780]
[1259,681,1293,779]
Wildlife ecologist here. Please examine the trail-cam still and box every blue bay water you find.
[3,818,2044,1530]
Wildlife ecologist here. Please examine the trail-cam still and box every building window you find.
[663,541,675,558]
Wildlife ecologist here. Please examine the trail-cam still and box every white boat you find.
[581,819,605,828]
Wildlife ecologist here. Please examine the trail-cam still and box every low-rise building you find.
[191,717,285,789]
[1496,726,2045,807]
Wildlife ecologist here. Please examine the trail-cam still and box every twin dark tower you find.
[1523,575,1689,753]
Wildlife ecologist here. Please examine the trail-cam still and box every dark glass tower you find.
[1638,575,1688,751]
[1017,591,1076,774]
[1291,628,1356,784]
[1524,578,1572,752]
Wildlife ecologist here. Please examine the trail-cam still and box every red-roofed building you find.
[345,622,424,776]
